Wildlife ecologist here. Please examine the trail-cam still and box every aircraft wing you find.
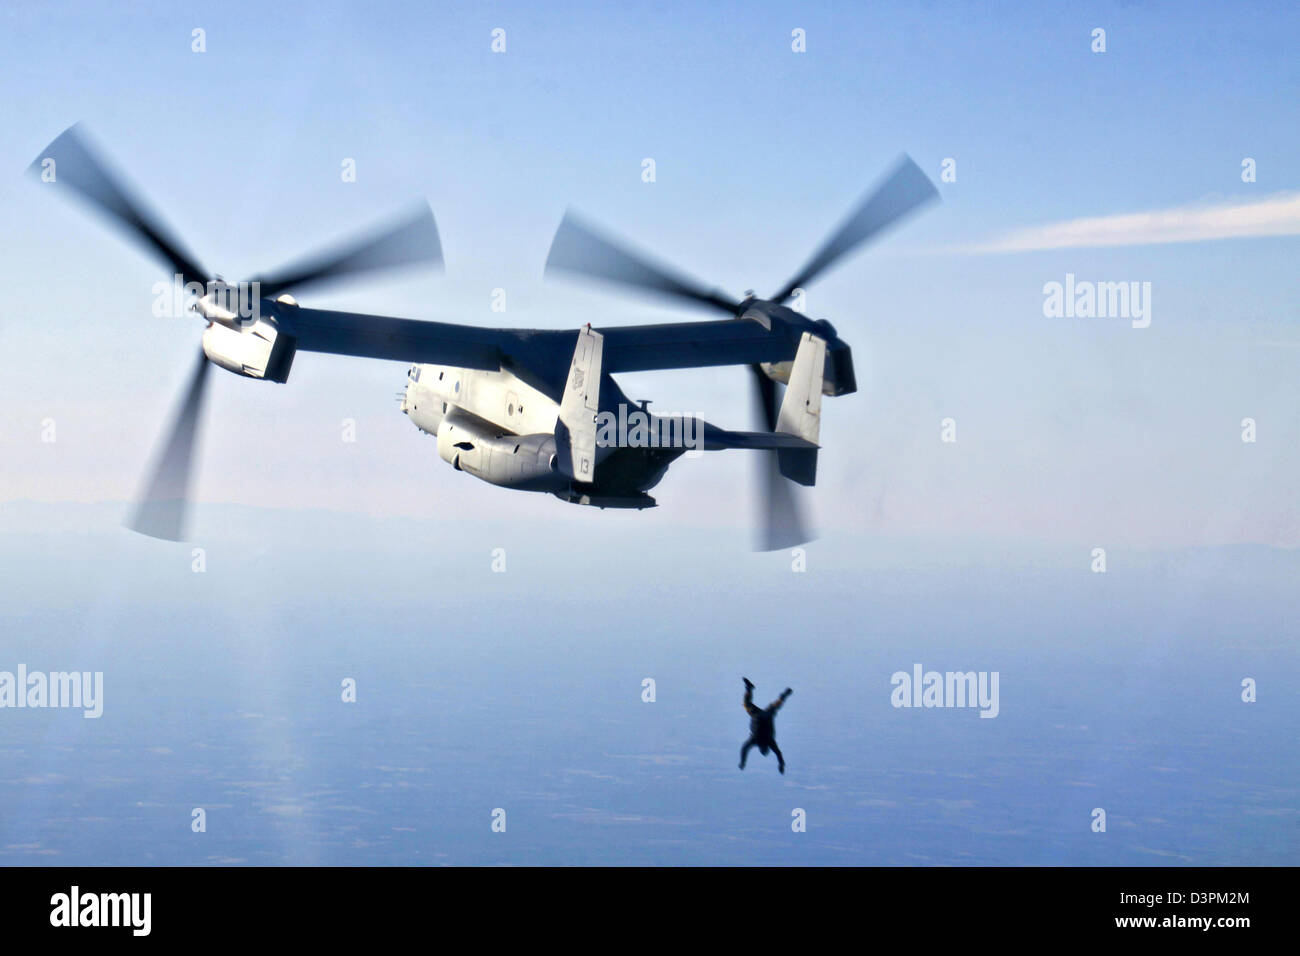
[598,319,797,373]
[282,308,799,380]
[285,307,508,370]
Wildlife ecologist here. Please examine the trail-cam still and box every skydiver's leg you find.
[770,741,785,774]
[740,737,756,769]
[743,679,760,716]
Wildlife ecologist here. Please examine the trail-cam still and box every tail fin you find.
[774,332,826,486]
[556,326,604,480]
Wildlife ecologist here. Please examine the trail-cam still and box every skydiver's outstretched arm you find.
[767,687,793,714]
[770,741,785,774]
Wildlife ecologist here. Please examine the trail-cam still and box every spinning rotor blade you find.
[546,211,741,315]
[252,202,444,299]
[128,349,211,542]
[759,454,810,552]
[29,124,208,287]
[772,155,938,304]
[752,364,779,430]
[750,365,810,552]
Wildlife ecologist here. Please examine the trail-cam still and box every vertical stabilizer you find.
[557,326,604,481]
[774,331,826,485]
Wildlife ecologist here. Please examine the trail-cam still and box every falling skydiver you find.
[739,678,792,774]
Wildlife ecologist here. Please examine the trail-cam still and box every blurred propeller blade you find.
[29,124,208,287]
[750,365,811,551]
[759,452,810,552]
[546,210,741,315]
[128,349,211,542]
[753,363,779,430]
[772,155,938,304]
[252,202,444,299]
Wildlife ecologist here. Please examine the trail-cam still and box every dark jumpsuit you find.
[740,683,791,771]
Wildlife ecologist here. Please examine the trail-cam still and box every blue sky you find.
[2,0,1297,550]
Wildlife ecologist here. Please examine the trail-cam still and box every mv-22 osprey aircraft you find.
[32,126,937,549]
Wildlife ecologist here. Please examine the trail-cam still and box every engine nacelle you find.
[436,410,562,491]
[201,316,297,383]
